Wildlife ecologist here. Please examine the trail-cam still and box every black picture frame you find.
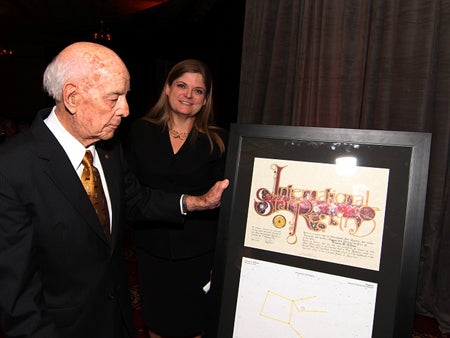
[211,124,431,338]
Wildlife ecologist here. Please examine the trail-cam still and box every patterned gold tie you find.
[81,150,110,243]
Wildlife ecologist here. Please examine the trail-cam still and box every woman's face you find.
[165,72,206,117]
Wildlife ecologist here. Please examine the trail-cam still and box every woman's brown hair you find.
[142,59,225,154]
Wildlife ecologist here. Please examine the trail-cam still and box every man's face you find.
[73,65,130,144]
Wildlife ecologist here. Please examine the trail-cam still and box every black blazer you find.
[0,108,184,338]
[126,119,227,259]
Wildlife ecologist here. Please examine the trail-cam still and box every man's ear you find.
[63,84,78,113]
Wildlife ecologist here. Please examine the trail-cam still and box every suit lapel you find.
[97,146,121,250]
[32,109,111,245]
[47,154,105,238]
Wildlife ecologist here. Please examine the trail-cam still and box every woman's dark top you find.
[126,119,228,259]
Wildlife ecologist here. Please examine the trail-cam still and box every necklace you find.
[169,128,189,141]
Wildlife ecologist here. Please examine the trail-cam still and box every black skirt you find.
[137,250,214,337]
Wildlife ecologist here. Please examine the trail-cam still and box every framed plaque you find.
[211,124,431,338]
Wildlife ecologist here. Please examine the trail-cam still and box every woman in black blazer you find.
[126,59,228,338]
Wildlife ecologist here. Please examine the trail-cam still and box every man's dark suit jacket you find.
[0,108,184,338]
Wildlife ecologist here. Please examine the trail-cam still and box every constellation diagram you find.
[260,291,326,337]
[232,257,377,338]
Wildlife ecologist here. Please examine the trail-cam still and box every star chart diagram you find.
[232,257,377,337]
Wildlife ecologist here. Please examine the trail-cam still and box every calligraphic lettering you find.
[254,164,377,244]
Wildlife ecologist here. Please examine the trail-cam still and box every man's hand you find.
[185,179,229,211]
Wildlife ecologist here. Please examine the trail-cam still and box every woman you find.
[126,59,227,338]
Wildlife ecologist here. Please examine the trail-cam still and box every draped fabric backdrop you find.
[237,0,450,334]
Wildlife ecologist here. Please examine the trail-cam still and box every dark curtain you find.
[238,0,449,334]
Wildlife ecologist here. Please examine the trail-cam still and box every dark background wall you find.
[0,0,245,130]
[113,0,246,130]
